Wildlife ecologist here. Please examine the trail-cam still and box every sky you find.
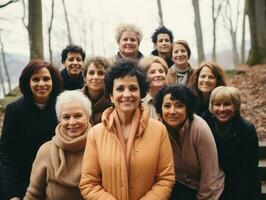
[0,0,248,74]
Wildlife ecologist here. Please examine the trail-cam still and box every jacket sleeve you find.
[0,104,24,199]
[140,126,175,200]
[23,143,48,200]
[79,128,117,200]
[195,119,224,200]
[234,122,260,199]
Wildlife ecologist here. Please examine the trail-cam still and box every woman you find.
[202,86,261,200]
[151,26,174,68]
[0,59,62,200]
[109,23,144,64]
[24,90,92,200]
[139,55,168,119]
[60,44,86,90]
[189,61,226,116]
[82,56,111,125]
[79,60,175,200]
[155,85,224,200]
[166,40,194,85]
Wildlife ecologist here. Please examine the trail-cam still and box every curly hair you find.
[151,26,174,44]
[155,85,198,122]
[104,59,147,98]
[61,44,86,63]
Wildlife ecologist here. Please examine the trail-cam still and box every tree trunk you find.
[48,0,55,64]
[62,0,72,45]
[191,0,205,63]
[28,0,44,59]
[156,0,164,26]
[240,0,247,64]
[0,34,11,92]
[246,0,266,65]
[0,65,6,96]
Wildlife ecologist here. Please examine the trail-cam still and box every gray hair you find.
[55,90,92,121]
[115,23,143,44]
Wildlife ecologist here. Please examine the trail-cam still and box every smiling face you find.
[63,52,84,77]
[162,94,187,129]
[172,43,189,69]
[156,33,171,54]
[30,67,53,104]
[85,63,105,94]
[212,97,236,124]
[147,62,166,90]
[198,66,217,97]
[118,31,139,58]
[60,102,89,138]
[110,75,140,116]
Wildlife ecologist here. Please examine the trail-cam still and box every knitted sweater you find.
[24,123,91,200]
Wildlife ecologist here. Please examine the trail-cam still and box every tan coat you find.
[24,124,90,200]
[80,107,175,200]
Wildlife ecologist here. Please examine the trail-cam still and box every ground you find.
[0,64,265,139]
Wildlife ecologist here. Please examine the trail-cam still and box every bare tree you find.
[240,0,247,64]
[0,0,18,9]
[28,0,44,59]
[89,20,95,55]
[191,0,205,63]
[223,0,240,66]
[62,0,73,45]
[211,0,223,61]
[156,0,164,26]
[48,0,55,64]
[246,0,266,65]
[0,31,11,92]
[0,64,6,96]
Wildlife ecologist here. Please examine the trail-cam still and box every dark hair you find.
[104,59,148,98]
[151,26,174,44]
[61,45,86,63]
[19,59,63,101]
[155,85,198,122]
[189,61,226,98]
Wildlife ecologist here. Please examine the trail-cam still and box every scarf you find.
[50,123,91,186]
[173,64,191,84]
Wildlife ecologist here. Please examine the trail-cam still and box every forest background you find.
[0,0,265,138]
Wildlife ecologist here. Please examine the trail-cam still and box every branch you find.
[0,0,18,9]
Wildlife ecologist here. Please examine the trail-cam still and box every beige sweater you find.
[24,123,90,200]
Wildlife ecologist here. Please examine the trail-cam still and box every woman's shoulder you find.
[5,96,28,113]
[190,115,213,135]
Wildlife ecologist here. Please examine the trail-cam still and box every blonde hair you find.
[115,23,143,44]
[139,56,168,74]
[209,86,241,112]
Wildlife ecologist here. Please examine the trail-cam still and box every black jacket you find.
[151,49,174,68]
[60,68,84,90]
[202,111,261,200]
[0,96,57,199]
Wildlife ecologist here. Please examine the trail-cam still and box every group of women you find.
[0,23,261,200]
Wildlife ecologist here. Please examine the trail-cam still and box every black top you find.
[60,68,84,90]
[0,96,58,199]
[151,49,174,68]
[202,111,261,200]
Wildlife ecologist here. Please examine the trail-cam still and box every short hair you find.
[155,85,198,122]
[189,61,226,97]
[151,26,174,44]
[209,86,241,112]
[105,59,148,98]
[61,44,86,63]
[173,40,191,59]
[19,59,62,101]
[55,90,92,121]
[115,23,143,44]
[139,56,168,75]
[84,56,110,77]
